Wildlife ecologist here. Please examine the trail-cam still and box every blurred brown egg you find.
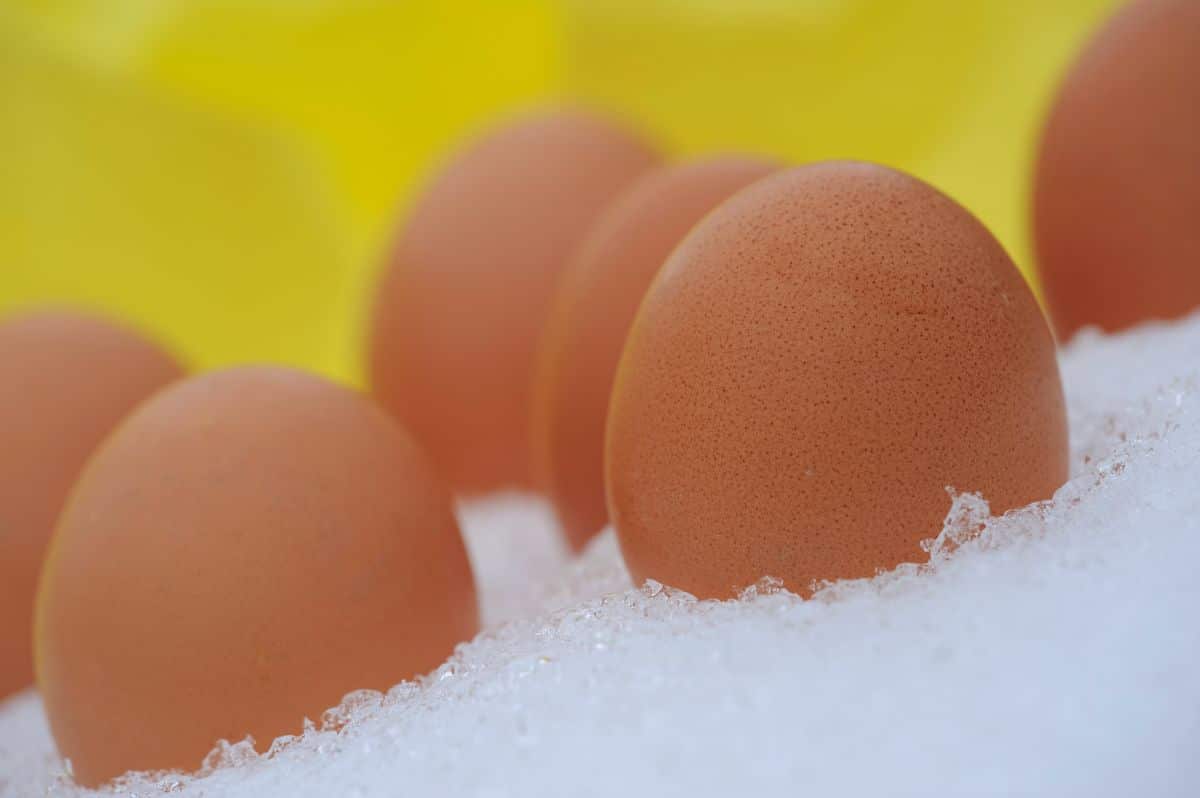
[533,156,779,549]
[1034,0,1200,339]
[369,109,661,494]
[607,162,1068,599]
[0,310,182,701]
[35,366,477,787]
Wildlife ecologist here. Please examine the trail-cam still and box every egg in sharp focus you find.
[0,309,183,701]
[606,161,1069,599]
[1034,0,1200,339]
[35,366,478,787]
[532,155,779,549]
[368,109,661,494]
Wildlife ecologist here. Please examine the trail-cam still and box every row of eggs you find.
[0,0,1196,786]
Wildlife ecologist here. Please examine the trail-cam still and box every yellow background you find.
[0,0,1115,382]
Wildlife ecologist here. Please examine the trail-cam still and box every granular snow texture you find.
[1,313,1198,797]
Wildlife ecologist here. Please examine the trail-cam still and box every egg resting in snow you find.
[369,110,661,494]
[1034,0,1200,339]
[532,156,778,549]
[35,366,477,786]
[0,310,182,701]
[607,162,1069,599]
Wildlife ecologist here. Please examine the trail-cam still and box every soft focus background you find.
[0,0,1115,382]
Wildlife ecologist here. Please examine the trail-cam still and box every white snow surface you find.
[2,313,1199,797]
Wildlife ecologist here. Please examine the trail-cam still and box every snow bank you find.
[2,313,1198,797]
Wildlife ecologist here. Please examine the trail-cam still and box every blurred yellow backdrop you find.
[0,0,1115,382]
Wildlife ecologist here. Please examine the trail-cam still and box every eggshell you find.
[1034,0,1200,339]
[369,110,661,493]
[606,162,1068,599]
[533,156,778,549]
[35,366,477,786]
[0,310,182,700]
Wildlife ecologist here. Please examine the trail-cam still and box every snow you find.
[2,313,1199,797]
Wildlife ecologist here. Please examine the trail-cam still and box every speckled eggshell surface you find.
[606,162,1068,599]
[369,110,661,494]
[1034,0,1200,339]
[533,156,778,549]
[35,366,478,787]
[0,310,182,701]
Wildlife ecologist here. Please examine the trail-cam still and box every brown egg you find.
[532,156,779,549]
[1034,0,1200,339]
[35,366,477,786]
[0,310,182,701]
[369,109,661,494]
[607,162,1068,599]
